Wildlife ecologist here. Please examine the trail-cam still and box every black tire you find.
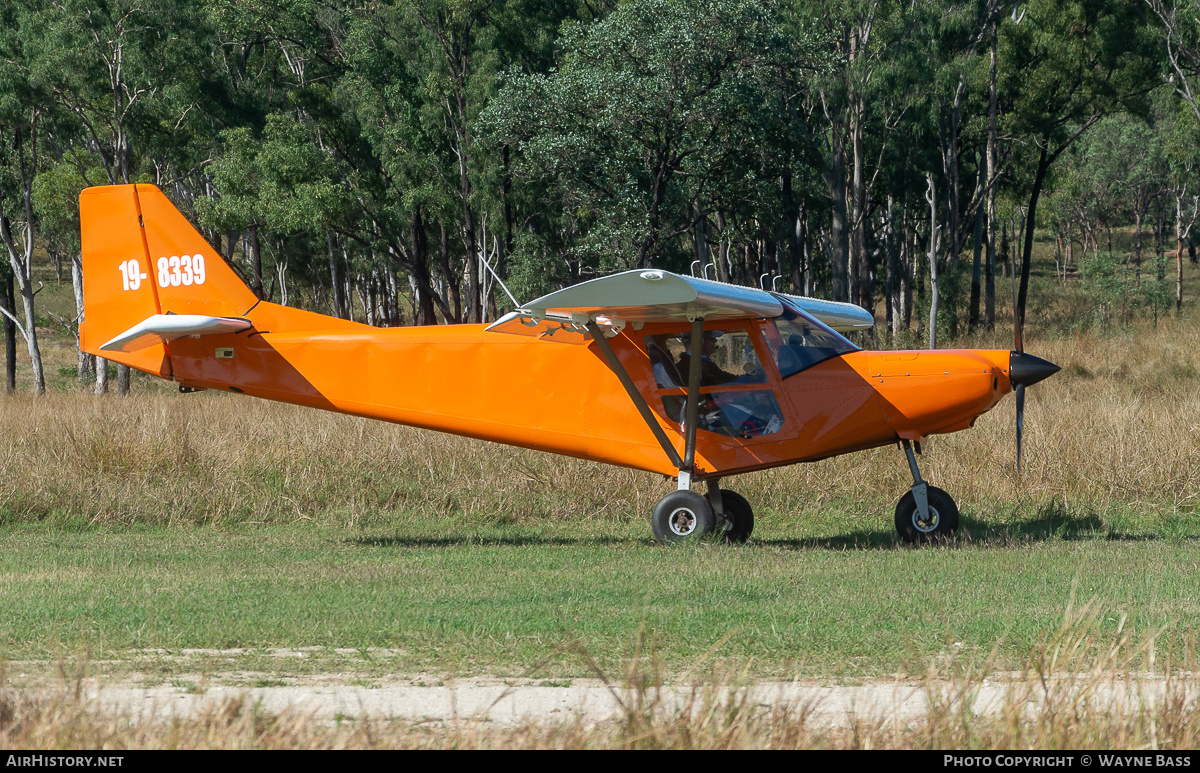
[651,490,715,545]
[719,489,754,544]
[894,485,959,544]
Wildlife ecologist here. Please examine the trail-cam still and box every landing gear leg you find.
[704,479,754,544]
[895,439,959,544]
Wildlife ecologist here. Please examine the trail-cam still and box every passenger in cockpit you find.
[648,341,684,388]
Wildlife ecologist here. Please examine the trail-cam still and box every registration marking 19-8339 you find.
[118,255,207,291]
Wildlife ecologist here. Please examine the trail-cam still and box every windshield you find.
[759,307,857,379]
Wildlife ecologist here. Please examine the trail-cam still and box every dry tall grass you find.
[1,314,1196,529]
[1,607,1197,749]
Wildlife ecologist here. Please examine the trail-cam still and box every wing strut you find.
[585,322,684,471]
[680,317,705,488]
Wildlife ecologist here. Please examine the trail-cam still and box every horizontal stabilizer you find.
[100,314,253,352]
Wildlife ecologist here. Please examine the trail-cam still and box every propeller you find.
[1010,267,1059,472]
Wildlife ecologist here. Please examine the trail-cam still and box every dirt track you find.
[19,677,940,726]
[9,673,1182,727]
[4,649,1187,727]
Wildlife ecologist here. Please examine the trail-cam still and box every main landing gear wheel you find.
[719,489,754,544]
[894,485,959,544]
[652,490,715,544]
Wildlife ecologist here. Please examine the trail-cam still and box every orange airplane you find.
[79,184,1060,544]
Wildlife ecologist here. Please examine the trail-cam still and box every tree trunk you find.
[821,98,850,303]
[902,216,913,333]
[409,210,439,326]
[985,26,999,332]
[327,231,346,319]
[1178,237,1185,310]
[437,224,461,324]
[247,224,265,299]
[969,183,984,333]
[2,273,15,393]
[926,174,939,350]
[850,91,869,310]
[1134,210,1144,286]
[95,357,109,394]
[72,254,90,384]
[1017,145,1051,333]
[885,193,897,340]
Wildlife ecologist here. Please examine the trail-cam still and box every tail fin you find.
[80,184,259,374]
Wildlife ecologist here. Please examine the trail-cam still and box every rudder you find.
[80,184,258,375]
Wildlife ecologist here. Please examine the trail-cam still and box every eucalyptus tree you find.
[0,0,48,394]
[1146,0,1200,125]
[1000,0,1159,330]
[333,0,479,325]
[200,0,363,318]
[31,160,101,384]
[803,0,898,306]
[925,0,1004,337]
[388,0,509,324]
[1161,87,1200,307]
[21,0,213,393]
[487,0,799,293]
[199,116,355,310]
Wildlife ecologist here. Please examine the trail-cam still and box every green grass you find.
[2,234,1198,689]
[1,513,1195,681]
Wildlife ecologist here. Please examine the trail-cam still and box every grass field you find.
[1,234,1199,746]
[0,517,1197,679]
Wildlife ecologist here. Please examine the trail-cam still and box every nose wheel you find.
[894,485,959,543]
[895,439,959,543]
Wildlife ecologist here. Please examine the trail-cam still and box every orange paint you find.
[79,184,1045,544]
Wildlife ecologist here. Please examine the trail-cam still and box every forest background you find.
[2,0,1200,395]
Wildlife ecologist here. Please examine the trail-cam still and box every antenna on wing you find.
[480,252,523,309]
[703,263,715,281]
[772,276,782,292]
[759,273,769,290]
[690,260,700,277]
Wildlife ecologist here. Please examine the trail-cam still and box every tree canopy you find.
[0,0,1195,393]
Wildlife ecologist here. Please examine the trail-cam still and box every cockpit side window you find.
[646,329,767,389]
[644,326,783,439]
[759,310,857,379]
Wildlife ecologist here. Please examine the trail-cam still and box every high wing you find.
[485,269,873,342]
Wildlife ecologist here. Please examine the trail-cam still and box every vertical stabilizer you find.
[80,184,259,376]
[79,185,167,376]
[134,185,258,316]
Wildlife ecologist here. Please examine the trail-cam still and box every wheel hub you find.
[669,507,698,536]
[913,506,940,533]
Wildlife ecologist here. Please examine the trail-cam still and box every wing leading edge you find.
[486,269,873,342]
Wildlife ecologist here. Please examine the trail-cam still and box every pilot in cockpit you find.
[676,331,739,387]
